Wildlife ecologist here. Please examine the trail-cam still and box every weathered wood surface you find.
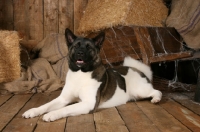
[0,0,87,49]
[0,91,200,132]
[0,94,33,131]
[0,0,13,30]
[87,26,192,65]
[161,98,200,131]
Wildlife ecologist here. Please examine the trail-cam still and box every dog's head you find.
[65,28,105,72]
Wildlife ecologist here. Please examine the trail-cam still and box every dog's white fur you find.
[22,57,162,122]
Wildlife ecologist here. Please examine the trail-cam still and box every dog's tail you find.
[123,56,152,81]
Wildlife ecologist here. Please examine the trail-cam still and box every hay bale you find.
[0,31,21,83]
[77,0,168,35]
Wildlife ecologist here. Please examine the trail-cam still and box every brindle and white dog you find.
[22,28,162,122]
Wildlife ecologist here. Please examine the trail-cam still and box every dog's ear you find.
[92,32,105,49]
[65,28,77,47]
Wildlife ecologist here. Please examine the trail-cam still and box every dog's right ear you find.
[65,28,77,47]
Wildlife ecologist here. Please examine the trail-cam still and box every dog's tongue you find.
[76,59,84,64]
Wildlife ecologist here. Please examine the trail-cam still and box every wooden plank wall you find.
[0,0,88,49]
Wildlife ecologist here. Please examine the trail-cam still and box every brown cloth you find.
[166,0,200,50]
[0,33,69,94]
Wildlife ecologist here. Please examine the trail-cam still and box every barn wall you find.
[0,0,88,49]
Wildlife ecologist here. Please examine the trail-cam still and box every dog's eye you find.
[75,43,80,49]
[86,44,90,49]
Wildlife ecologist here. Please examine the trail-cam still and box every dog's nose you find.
[77,51,84,56]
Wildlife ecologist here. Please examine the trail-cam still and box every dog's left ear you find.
[65,28,77,47]
[92,32,105,49]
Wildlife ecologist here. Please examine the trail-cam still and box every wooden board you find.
[94,107,128,132]
[0,94,33,131]
[59,0,74,33]
[0,0,13,30]
[160,98,200,131]
[44,0,59,37]
[74,0,88,34]
[167,93,200,116]
[0,94,13,106]
[13,0,27,39]
[27,0,43,46]
[117,102,160,132]
[13,0,43,49]
[136,101,191,132]
[66,114,95,132]
[35,118,66,132]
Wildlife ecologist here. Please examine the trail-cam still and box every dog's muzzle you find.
[75,51,85,67]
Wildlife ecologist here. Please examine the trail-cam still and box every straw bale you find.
[77,0,168,35]
[0,31,20,83]
[125,0,168,27]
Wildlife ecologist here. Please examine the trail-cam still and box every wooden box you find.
[88,26,192,65]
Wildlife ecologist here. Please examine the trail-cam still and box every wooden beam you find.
[134,27,150,65]
[150,51,193,63]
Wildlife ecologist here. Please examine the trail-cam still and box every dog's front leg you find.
[22,96,70,118]
[42,101,95,122]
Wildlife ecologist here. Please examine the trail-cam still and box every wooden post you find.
[134,27,150,65]
[194,69,200,102]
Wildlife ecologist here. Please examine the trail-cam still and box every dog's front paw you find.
[43,111,60,122]
[22,108,41,118]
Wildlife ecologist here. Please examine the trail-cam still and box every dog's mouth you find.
[76,59,85,67]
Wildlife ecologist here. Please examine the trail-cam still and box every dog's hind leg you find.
[149,89,162,103]
[130,83,162,103]
[22,96,70,118]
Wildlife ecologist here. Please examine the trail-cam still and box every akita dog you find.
[23,28,162,122]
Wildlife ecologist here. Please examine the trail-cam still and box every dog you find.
[22,28,162,122]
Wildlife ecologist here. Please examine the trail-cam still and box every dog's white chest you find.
[63,70,101,99]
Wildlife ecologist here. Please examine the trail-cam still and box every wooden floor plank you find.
[66,114,95,132]
[136,101,191,132]
[34,91,66,132]
[35,118,66,132]
[0,94,33,131]
[1,91,199,132]
[117,102,160,132]
[94,107,125,125]
[2,91,61,132]
[169,93,200,116]
[94,107,128,132]
[0,94,13,106]
[160,98,200,132]
[95,124,129,132]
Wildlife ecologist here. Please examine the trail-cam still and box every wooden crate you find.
[88,26,192,65]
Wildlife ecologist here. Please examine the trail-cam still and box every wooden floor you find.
[0,90,200,132]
